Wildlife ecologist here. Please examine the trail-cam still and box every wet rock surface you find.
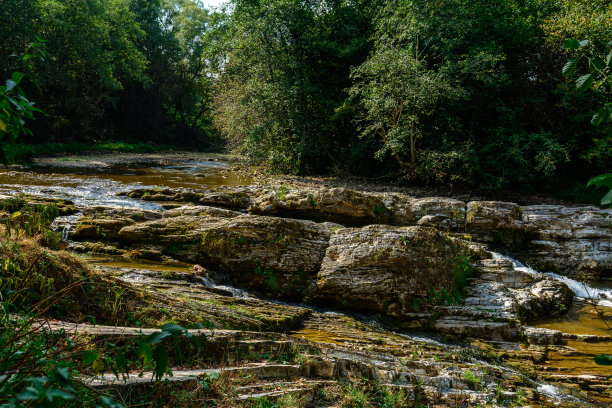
[119,184,610,279]
[5,157,610,407]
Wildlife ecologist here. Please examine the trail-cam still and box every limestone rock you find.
[521,205,611,279]
[410,197,466,230]
[465,201,524,244]
[163,205,242,219]
[118,214,332,298]
[523,327,564,345]
[514,279,574,321]
[73,206,161,240]
[314,225,464,318]
[248,185,390,226]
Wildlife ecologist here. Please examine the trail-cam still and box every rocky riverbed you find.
[1,153,610,407]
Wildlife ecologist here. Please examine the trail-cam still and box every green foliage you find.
[0,40,45,164]
[462,369,481,388]
[562,37,612,125]
[587,174,612,206]
[213,0,375,174]
[0,210,206,407]
[594,354,612,365]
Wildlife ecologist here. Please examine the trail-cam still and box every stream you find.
[1,153,610,405]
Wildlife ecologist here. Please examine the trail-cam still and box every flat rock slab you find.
[86,363,303,388]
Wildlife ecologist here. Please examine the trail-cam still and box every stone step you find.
[433,318,519,341]
[236,387,312,401]
[86,363,303,389]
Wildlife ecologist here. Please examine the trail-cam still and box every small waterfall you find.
[51,213,81,241]
[493,252,612,308]
[196,276,251,299]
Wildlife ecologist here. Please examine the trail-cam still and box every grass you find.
[12,141,183,162]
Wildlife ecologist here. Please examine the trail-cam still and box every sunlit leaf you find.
[587,174,612,189]
[575,74,593,92]
[562,58,579,76]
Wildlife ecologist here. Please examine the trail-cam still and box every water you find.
[0,156,250,210]
[492,252,612,308]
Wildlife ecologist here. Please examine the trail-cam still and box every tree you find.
[213,0,376,174]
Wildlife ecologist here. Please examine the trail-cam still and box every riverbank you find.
[1,152,610,407]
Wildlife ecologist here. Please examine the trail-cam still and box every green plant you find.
[277,185,288,201]
[587,174,612,207]
[462,369,481,388]
[0,39,45,164]
[197,371,220,392]
[562,38,611,125]
[594,354,612,365]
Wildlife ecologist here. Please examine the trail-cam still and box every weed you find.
[463,369,481,388]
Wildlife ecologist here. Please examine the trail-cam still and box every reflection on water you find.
[535,302,612,338]
[0,159,251,209]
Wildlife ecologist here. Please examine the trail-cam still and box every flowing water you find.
[0,154,250,209]
[2,154,610,403]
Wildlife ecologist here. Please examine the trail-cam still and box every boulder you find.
[118,214,334,298]
[465,201,525,245]
[314,225,465,319]
[523,327,564,345]
[73,206,161,241]
[520,205,611,280]
[514,279,574,321]
[410,198,466,231]
[248,185,390,226]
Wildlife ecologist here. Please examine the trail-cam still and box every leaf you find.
[54,366,70,381]
[587,174,612,189]
[101,396,126,408]
[0,119,6,132]
[116,351,128,375]
[579,40,589,48]
[143,330,171,345]
[5,80,17,92]
[45,388,74,402]
[137,341,152,365]
[562,58,579,76]
[594,354,612,366]
[161,323,187,336]
[153,346,169,381]
[575,74,593,92]
[601,189,612,206]
[589,59,604,73]
[10,72,23,84]
[17,387,41,401]
[81,350,99,365]
[591,109,605,125]
[562,38,580,49]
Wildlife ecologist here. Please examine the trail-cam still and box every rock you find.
[123,248,164,261]
[523,327,564,345]
[520,205,611,280]
[514,279,574,321]
[313,225,465,319]
[248,185,390,226]
[119,185,611,279]
[73,207,161,241]
[465,201,525,245]
[375,193,416,225]
[409,197,466,230]
[163,205,242,219]
[118,214,332,298]
[0,195,78,216]
[198,188,252,209]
